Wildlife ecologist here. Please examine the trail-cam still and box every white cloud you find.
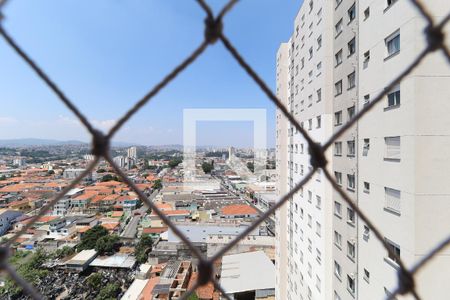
[0,117,17,125]
[91,119,117,131]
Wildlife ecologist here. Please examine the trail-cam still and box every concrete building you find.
[114,156,126,168]
[220,251,275,300]
[127,146,137,159]
[276,1,335,299]
[0,209,23,236]
[276,0,450,299]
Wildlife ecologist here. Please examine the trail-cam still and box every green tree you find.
[47,169,55,175]
[0,175,6,181]
[95,234,120,255]
[86,272,103,289]
[246,162,254,173]
[96,283,121,300]
[97,168,107,173]
[168,158,182,168]
[101,174,119,182]
[152,179,162,190]
[78,225,109,251]
[188,293,200,300]
[135,234,153,264]
[201,162,213,174]
[54,246,75,258]
[0,250,49,297]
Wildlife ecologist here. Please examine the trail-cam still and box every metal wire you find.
[0,0,449,299]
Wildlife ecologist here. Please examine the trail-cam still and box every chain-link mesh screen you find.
[0,0,449,299]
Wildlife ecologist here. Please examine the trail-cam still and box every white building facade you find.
[276,0,450,299]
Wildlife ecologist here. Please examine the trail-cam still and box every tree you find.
[86,272,103,289]
[77,225,109,251]
[202,162,213,174]
[0,175,6,181]
[47,169,55,175]
[96,283,121,300]
[0,250,49,297]
[54,246,75,259]
[168,158,182,168]
[101,174,119,182]
[152,179,162,190]
[95,234,120,255]
[246,162,254,173]
[188,293,200,300]
[135,234,153,264]
[97,168,107,173]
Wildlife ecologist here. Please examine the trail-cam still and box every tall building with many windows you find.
[276,0,450,299]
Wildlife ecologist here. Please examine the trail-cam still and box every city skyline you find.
[0,0,302,147]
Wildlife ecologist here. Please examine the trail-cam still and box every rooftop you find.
[220,251,275,294]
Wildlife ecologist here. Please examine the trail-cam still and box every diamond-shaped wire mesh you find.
[0,0,449,299]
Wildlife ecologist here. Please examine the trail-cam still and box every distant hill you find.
[0,138,87,147]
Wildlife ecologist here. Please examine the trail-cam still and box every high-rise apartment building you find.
[127,146,137,159]
[276,0,450,299]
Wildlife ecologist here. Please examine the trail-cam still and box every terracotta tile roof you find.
[135,183,153,190]
[36,216,58,223]
[139,277,160,300]
[101,223,119,231]
[221,204,257,216]
[91,194,106,203]
[155,203,172,211]
[96,181,123,187]
[111,211,124,218]
[77,226,91,233]
[0,183,41,193]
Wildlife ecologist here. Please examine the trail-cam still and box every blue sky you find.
[0,0,301,147]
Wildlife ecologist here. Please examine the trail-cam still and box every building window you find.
[335,19,343,37]
[363,225,370,240]
[317,89,322,102]
[301,58,305,69]
[363,269,370,283]
[385,187,401,213]
[385,136,400,161]
[335,80,343,95]
[347,140,355,157]
[335,49,343,66]
[335,172,342,185]
[317,116,321,128]
[363,94,370,106]
[347,208,355,224]
[334,201,342,217]
[386,0,398,10]
[334,231,342,247]
[348,38,356,56]
[347,174,355,191]
[347,241,356,260]
[347,106,355,120]
[363,181,370,193]
[347,72,356,89]
[336,0,343,8]
[363,50,370,69]
[385,30,400,58]
[334,142,342,156]
[317,35,322,49]
[316,221,321,236]
[387,85,400,108]
[317,62,322,74]
[363,138,370,156]
[385,238,401,265]
[334,261,342,278]
[309,47,313,59]
[364,7,370,19]
[308,190,312,203]
[316,248,321,264]
[308,119,312,130]
[348,3,356,23]
[316,195,321,209]
[316,275,321,292]
[335,291,342,300]
[347,275,356,294]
